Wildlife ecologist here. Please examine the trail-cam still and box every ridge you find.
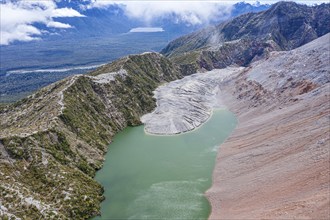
[0,52,181,219]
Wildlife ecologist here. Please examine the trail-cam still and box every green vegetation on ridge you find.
[0,52,181,219]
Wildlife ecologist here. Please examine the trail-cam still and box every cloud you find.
[47,21,72,28]
[244,0,328,5]
[52,7,86,17]
[0,0,85,45]
[1,24,42,45]
[84,0,329,25]
[85,1,233,25]
[129,27,164,33]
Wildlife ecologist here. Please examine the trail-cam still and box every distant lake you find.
[93,109,237,219]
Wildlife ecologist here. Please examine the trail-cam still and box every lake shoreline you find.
[93,110,237,219]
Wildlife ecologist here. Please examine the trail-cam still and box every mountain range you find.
[162,2,330,74]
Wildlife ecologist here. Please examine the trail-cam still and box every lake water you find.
[93,109,236,219]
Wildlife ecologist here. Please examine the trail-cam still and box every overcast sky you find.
[0,0,328,45]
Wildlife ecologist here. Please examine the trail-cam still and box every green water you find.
[94,110,236,219]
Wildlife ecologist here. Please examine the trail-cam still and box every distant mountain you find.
[161,2,330,74]
[231,1,270,17]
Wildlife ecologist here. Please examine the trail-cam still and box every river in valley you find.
[93,109,236,219]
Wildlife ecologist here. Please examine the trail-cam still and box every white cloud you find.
[129,27,164,33]
[84,0,329,26]
[85,1,233,25]
[245,0,328,5]
[52,7,86,17]
[47,21,72,28]
[1,24,42,45]
[0,0,85,45]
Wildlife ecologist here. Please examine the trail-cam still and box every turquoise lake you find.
[93,109,237,219]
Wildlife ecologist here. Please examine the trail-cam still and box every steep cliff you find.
[0,52,181,219]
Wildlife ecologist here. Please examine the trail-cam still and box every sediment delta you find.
[141,67,243,135]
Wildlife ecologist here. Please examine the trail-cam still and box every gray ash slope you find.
[206,32,330,220]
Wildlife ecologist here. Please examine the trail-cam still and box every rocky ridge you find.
[162,2,330,75]
[0,52,181,219]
